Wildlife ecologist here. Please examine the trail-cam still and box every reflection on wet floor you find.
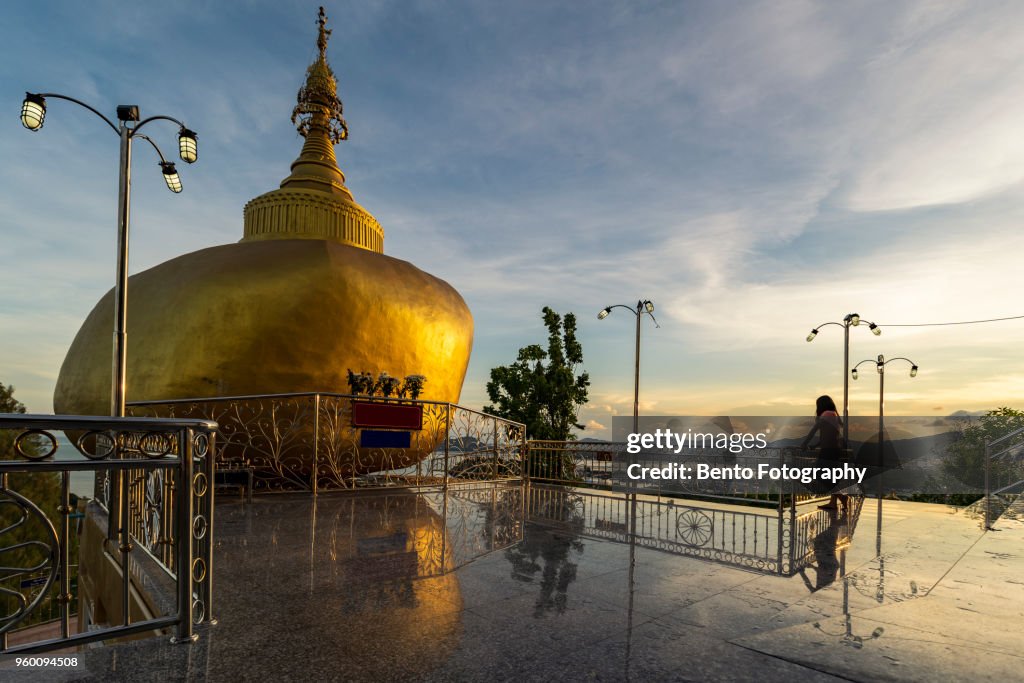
[13,481,1023,682]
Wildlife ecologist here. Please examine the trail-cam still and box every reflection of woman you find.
[799,512,843,592]
[800,395,847,512]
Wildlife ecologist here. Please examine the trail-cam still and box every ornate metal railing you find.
[984,426,1024,528]
[128,393,525,493]
[0,414,216,653]
[525,441,839,508]
[787,495,864,574]
[525,484,862,576]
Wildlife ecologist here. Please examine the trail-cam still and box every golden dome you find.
[55,8,475,480]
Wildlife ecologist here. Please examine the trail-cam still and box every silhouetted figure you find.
[800,394,849,513]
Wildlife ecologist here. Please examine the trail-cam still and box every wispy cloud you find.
[1,0,1022,428]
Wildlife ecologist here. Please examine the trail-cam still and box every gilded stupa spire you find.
[242,6,384,252]
[291,7,349,145]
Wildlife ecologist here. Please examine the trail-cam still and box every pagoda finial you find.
[317,6,331,58]
[291,6,348,143]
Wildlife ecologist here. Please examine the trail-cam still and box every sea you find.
[49,432,104,499]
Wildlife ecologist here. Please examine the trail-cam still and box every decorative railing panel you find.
[0,414,216,654]
[786,495,864,574]
[526,441,842,508]
[525,484,862,576]
[129,393,525,493]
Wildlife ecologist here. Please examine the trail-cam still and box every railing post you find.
[523,441,531,484]
[118,434,132,627]
[312,393,320,496]
[204,429,217,624]
[173,426,196,643]
[60,470,71,637]
[493,419,499,481]
[443,404,451,490]
[984,441,991,530]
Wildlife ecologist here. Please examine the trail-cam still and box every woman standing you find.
[800,395,848,512]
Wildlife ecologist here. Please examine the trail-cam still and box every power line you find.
[878,315,1024,328]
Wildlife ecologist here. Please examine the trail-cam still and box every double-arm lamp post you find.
[598,299,658,591]
[597,300,659,434]
[806,313,881,447]
[847,352,921,464]
[852,353,918,554]
[21,93,198,417]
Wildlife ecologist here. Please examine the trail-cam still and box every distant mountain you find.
[769,431,956,465]
[948,409,987,418]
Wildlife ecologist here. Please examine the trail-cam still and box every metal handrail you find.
[522,440,823,509]
[0,413,216,653]
[128,391,453,408]
[984,425,1024,529]
[131,391,528,424]
[989,425,1024,447]
[128,393,526,492]
[2,413,217,431]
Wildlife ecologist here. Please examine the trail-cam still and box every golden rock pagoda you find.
[54,10,474,433]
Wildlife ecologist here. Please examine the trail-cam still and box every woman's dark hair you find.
[815,395,838,416]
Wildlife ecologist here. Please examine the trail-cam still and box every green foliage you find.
[484,307,590,441]
[1,382,28,413]
[941,407,1024,490]
[1,382,39,459]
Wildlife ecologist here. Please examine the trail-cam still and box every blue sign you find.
[360,430,412,448]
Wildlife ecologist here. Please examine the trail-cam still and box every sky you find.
[1,0,1023,439]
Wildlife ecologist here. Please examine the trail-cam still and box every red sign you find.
[352,402,424,430]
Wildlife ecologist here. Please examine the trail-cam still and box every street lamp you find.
[853,353,917,554]
[597,300,658,434]
[806,313,881,447]
[599,299,657,585]
[852,353,918,463]
[21,92,198,417]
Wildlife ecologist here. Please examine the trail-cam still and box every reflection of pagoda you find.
[54,9,474,423]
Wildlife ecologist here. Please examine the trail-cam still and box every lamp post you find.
[21,93,198,417]
[852,354,917,554]
[598,299,658,580]
[597,300,658,434]
[806,313,881,447]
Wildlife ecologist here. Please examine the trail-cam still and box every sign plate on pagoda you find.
[352,401,424,430]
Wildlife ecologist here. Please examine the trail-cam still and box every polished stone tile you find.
[17,485,1024,682]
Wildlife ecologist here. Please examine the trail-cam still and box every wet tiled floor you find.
[8,483,1023,681]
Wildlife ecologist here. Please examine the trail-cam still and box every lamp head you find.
[851,368,859,380]
[848,313,861,326]
[178,128,198,164]
[20,93,46,131]
[643,300,654,314]
[597,308,611,320]
[116,105,140,122]
[910,365,918,378]
[806,328,818,342]
[869,322,881,336]
[160,162,182,193]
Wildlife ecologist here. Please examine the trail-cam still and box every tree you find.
[1,382,35,456]
[484,307,590,441]
[941,407,1024,490]
[1,382,28,413]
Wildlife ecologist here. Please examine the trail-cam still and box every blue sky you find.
[2,1,1023,437]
